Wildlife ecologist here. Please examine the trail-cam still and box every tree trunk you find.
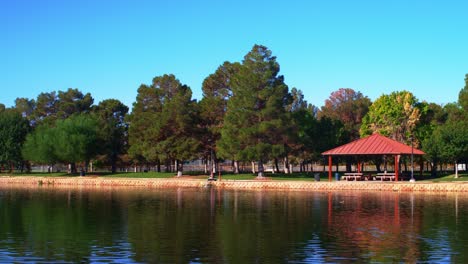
[251,161,256,174]
[69,163,77,174]
[165,160,171,172]
[157,160,161,172]
[283,157,289,174]
[274,158,280,173]
[175,160,182,177]
[455,161,459,178]
[212,152,217,174]
[111,159,116,174]
[257,160,264,178]
[233,160,239,174]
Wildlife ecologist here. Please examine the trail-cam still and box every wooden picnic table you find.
[342,172,363,181]
[375,172,396,181]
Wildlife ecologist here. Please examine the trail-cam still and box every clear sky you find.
[2,0,467,110]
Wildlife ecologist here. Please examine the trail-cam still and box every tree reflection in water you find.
[0,187,467,263]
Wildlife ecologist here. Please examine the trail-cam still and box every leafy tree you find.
[127,83,162,166]
[23,114,100,173]
[218,45,290,177]
[319,88,371,140]
[199,61,241,174]
[444,102,464,123]
[0,104,5,112]
[128,74,199,176]
[22,124,59,168]
[54,114,100,172]
[0,109,30,172]
[284,88,317,173]
[14,97,36,122]
[56,88,94,119]
[32,88,93,125]
[416,102,446,175]
[360,91,421,144]
[436,121,468,178]
[459,73,468,112]
[289,102,319,172]
[92,99,129,173]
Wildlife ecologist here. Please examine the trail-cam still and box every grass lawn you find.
[1,170,466,182]
[425,173,467,182]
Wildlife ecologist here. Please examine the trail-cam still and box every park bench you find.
[375,172,396,181]
[342,172,363,181]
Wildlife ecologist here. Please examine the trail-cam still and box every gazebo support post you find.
[328,156,332,182]
[357,161,361,173]
[395,155,400,181]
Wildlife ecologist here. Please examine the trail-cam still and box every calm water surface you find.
[0,186,467,263]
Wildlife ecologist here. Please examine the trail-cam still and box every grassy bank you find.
[1,171,466,182]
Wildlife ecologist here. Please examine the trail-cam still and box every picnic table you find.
[342,172,363,181]
[375,172,396,181]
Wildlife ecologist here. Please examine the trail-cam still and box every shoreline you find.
[1,176,468,193]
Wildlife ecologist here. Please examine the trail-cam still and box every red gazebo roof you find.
[322,133,425,156]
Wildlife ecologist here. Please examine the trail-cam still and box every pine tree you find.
[127,74,199,176]
[199,61,240,175]
[218,45,290,177]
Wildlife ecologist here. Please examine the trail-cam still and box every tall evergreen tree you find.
[127,74,199,176]
[459,73,468,112]
[199,61,240,175]
[218,45,290,177]
[0,109,30,172]
[93,99,129,173]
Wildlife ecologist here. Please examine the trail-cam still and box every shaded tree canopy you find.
[0,109,30,169]
[319,88,371,140]
[127,74,199,174]
[459,73,468,112]
[360,90,421,145]
[199,61,241,160]
[92,99,129,173]
[23,114,100,172]
[218,44,291,176]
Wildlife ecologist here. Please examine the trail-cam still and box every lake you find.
[0,186,467,263]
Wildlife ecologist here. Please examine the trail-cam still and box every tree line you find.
[0,45,467,177]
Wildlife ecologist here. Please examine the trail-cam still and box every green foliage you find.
[199,62,241,160]
[30,88,93,126]
[459,73,468,112]
[360,91,421,144]
[56,88,94,119]
[319,88,371,140]
[218,45,290,169]
[437,121,468,163]
[55,114,100,164]
[23,114,100,167]
[22,125,58,164]
[127,74,200,172]
[0,109,30,168]
[92,99,129,173]
[14,97,36,122]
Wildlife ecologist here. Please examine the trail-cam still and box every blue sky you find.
[2,0,467,110]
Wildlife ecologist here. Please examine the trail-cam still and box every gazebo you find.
[322,133,425,181]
